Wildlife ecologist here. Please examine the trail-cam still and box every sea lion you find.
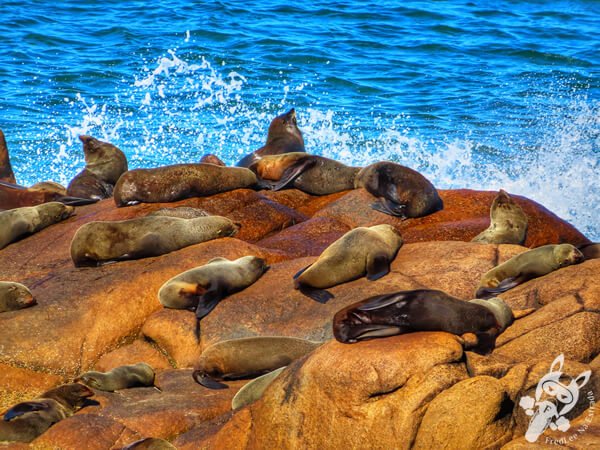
[578,242,600,260]
[0,180,97,209]
[75,363,155,392]
[354,161,443,218]
[231,366,286,410]
[236,109,305,168]
[148,206,209,219]
[113,163,257,207]
[70,215,238,267]
[199,153,226,166]
[0,383,93,443]
[472,189,528,244]
[333,289,514,354]
[192,336,321,389]
[250,152,360,195]
[0,202,75,250]
[0,282,36,313]
[67,135,128,200]
[122,438,177,450]
[0,129,16,183]
[294,224,403,303]
[159,256,269,339]
[476,244,584,299]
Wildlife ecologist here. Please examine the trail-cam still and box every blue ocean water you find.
[0,1,598,238]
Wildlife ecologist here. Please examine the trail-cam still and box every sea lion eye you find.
[282,119,287,125]
[292,116,297,125]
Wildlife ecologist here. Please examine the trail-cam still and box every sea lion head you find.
[38,202,75,223]
[74,372,105,390]
[43,383,94,409]
[79,135,128,183]
[266,109,304,150]
[0,282,36,310]
[238,255,270,275]
[469,297,514,330]
[553,244,585,268]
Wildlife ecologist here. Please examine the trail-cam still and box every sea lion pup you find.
[476,243,585,299]
[578,242,600,260]
[67,135,128,200]
[199,153,226,166]
[122,437,177,450]
[236,108,305,168]
[70,215,238,267]
[231,366,286,410]
[0,129,16,183]
[75,363,155,392]
[250,152,360,195]
[159,256,269,339]
[192,336,321,389]
[113,164,257,207]
[0,281,36,313]
[472,189,528,244]
[0,202,75,250]
[0,383,93,443]
[354,161,443,218]
[332,290,514,355]
[294,224,403,303]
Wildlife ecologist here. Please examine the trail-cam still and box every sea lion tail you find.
[192,371,228,390]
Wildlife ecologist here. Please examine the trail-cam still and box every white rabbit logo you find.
[519,354,591,442]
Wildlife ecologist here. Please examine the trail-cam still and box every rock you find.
[94,339,172,372]
[0,363,62,412]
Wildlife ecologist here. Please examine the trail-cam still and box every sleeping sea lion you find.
[76,363,155,392]
[354,161,443,218]
[231,366,286,410]
[0,383,93,443]
[192,336,320,389]
[333,289,514,355]
[250,152,360,195]
[236,109,305,168]
[0,202,74,250]
[476,244,584,299]
[159,256,269,339]
[0,282,36,313]
[67,135,128,200]
[294,224,403,303]
[472,189,528,244]
[113,164,257,207]
[122,438,177,450]
[70,215,238,267]
[0,129,16,183]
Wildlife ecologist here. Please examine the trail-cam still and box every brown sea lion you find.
[192,336,321,389]
[294,224,403,303]
[70,215,238,267]
[67,135,128,200]
[578,242,600,260]
[0,202,74,250]
[75,363,155,392]
[231,366,286,410]
[158,256,269,339]
[122,438,177,450]
[0,129,16,183]
[476,244,584,299]
[250,152,360,195]
[472,189,528,244]
[0,383,93,443]
[0,180,96,209]
[333,290,514,355]
[113,163,257,207]
[236,109,305,168]
[354,161,443,218]
[0,282,36,313]
[148,206,209,219]
[199,153,226,166]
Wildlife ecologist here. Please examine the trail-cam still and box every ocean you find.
[0,0,598,238]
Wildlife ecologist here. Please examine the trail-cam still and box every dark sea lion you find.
[0,383,93,443]
[158,256,269,340]
[122,437,177,450]
[0,281,36,313]
[354,161,443,218]
[75,363,155,392]
[192,336,320,389]
[476,243,584,299]
[67,135,128,200]
[236,109,305,168]
[70,215,238,267]
[113,163,257,207]
[199,153,226,166]
[294,224,403,303]
[578,242,600,260]
[0,129,16,183]
[472,189,528,244]
[250,152,360,195]
[0,202,74,250]
[333,290,514,355]
[231,366,286,410]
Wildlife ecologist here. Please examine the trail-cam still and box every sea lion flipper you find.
[293,264,312,280]
[476,276,523,298]
[195,288,224,321]
[366,254,391,281]
[472,328,499,355]
[56,195,100,206]
[371,199,407,218]
[192,371,229,390]
[357,293,407,311]
[4,401,48,421]
[273,158,316,191]
[298,285,333,303]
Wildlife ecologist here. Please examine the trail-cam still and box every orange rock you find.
[0,363,63,412]
[93,339,172,372]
